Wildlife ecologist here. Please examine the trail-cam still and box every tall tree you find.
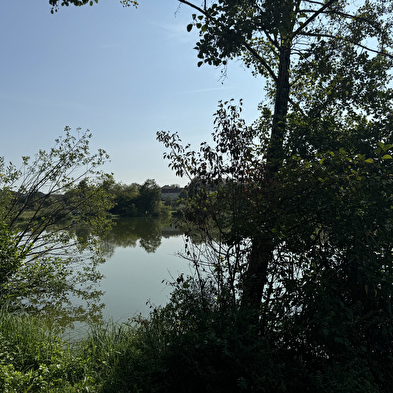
[170,0,393,313]
[136,179,162,216]
[158,3,393,385]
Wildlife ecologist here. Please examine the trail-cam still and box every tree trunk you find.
[266,42,291,179]
[241,38,292,325]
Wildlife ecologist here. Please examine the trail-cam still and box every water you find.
[16,217,190,337]
[98,229,189,322]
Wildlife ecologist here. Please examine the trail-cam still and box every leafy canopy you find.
[158,1,393,389]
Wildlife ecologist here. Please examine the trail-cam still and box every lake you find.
[99,217,189,321]
[20,217,190,336]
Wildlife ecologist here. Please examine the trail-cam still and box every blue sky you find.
[1,0,264,186]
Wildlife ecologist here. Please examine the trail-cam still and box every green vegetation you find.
[6,0,393,391]
[3,275,389,393]
[108,179,171,219]
[156,0,393,391]
[0,128,114,320]
[0,307,96,392]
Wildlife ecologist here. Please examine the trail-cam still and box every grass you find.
[1,285,388,393]
[0,307,98,392]
[0,307,152,392]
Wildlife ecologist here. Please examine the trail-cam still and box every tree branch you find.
[178,0,205,16]
[292,0,339,38]
[301,32,393,58]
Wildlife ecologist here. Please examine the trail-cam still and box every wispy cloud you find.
[148,16,196,44]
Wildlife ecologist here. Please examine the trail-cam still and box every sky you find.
[1,0,264,187]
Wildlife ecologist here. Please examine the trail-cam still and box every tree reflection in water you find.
[103,217,182,255]
[12,218,183,333]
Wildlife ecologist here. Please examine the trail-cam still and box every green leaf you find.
[339,148,347,155]
[377,142,393,152]
[365,158,374,163]
[382,154,392,159]
[187,24,193,32]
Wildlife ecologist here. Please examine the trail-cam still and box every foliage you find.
[0,128,114,317]
[0,307,98,392]
[109,178,170,219]
[61,275,388,392]
[0,212,29,289]
[136,179,162,216]
[156,0,393,390]
[108,182,140,217]
[130,277,390,393]
[48,0,138,14]
[158,99,393,390]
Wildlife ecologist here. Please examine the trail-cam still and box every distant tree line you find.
[10,176,183,222]
[108,179,176,219]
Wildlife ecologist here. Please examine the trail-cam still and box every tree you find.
[109,182,140,217]
[108,179,168,218]
[136,179,162,216]
[174,0,393,312]
[0,128,114,311]
[157,0,393,389]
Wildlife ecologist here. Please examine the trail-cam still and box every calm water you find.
[21,217,190,335]
[99,218,189,321]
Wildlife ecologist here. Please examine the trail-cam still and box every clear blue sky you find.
[1,0,264,186]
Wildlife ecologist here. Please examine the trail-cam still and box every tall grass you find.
[0,275,389,393]
[77,319,143,393]
[0,306,96,392]
[0,307,153,392]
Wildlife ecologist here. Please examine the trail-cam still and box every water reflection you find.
[15,217,184,332]
[16,286,105,332]
[103,217,182,256]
